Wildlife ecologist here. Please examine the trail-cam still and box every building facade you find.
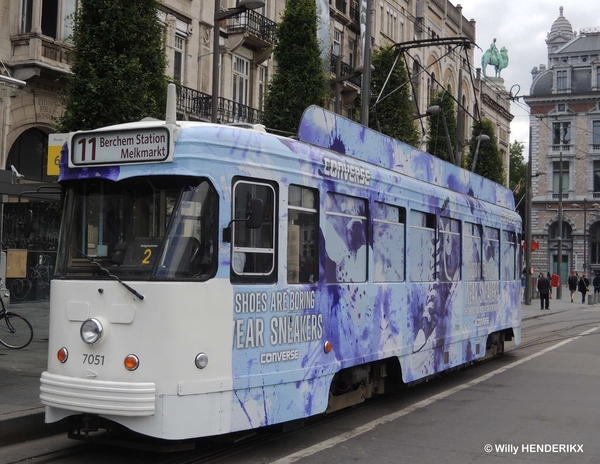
[0,0,512,301]
[525,7,600,283]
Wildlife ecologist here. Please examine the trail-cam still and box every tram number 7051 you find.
[82,354,105,365]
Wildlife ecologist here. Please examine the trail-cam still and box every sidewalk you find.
[0,297,592,446]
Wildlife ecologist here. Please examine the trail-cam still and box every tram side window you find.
[483,226,500,280]
[465,222,482,281]
[325,192,367,283]
[288,185,319,284]
[409,210,436,282]
[373,202,405,282]
[502,230,517,281]
[439,216,461,282]
[232,180,276,279]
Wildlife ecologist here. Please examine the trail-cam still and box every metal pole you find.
[360,0,372,126]
[335,57,341,115]
[584,197,587,274]
[455,68,464,168]
[211,1,221,123]
[525,127,533,305]
[557,137,563,299]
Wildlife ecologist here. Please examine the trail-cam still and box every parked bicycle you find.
[0,280,33,349]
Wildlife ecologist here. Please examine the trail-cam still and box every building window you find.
[549,221,572,240]
[21,0,33,32]
[556,69,568,90]
[232,55,250,107]
[348,38,356,68]
[333,30,341,56]
[594,161,600,198]
[593,121,600,150]
[590,223,600,265]
[174,34,185,84]
[552,121,571,150]
[63,0,78,42]
[552,161,569,199]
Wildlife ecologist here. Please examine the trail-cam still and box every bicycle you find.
[0,281,33,349]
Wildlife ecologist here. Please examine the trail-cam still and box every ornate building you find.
[0,0,512,301]
[525,7,600,282]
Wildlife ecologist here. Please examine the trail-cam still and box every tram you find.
[40,85,522,441]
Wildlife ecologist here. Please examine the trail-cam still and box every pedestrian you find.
[537,272,551,310]
[579,272,590,304]
[567,270,578,302]
[593,273,600,294]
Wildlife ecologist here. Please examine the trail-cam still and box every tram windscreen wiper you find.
[71,247,145,301]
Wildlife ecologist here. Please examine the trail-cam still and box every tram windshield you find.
[55,176,218,280]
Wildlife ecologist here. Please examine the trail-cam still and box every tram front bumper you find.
[40,372,156,416]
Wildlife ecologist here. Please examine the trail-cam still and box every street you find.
[2,305,600,463]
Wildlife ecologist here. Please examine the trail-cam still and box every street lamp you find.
[426,105,456,165]
[469,134,491,173]
[556,122,569,299]
[211,0,265,123]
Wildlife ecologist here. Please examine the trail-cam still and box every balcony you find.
[550,144,573,153]
[10,34,72,80]
[330,55,362,88]
[226,10,276,49]
[174,83,261,125]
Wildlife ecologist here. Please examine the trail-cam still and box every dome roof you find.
[549,6,573,38]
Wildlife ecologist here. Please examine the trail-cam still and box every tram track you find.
[10,314,600,464]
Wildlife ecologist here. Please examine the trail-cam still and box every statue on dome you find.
[482,38,509,78]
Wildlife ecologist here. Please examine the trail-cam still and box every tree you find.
[466,119,504,184]
[509,140,527,219]
[426,90,457,163]
[369,46,419,147]
[58,0,168,132]
[262,0,328,134]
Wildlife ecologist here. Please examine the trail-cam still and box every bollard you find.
[589,294,594,305]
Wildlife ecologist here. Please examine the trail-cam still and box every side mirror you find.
[246,198,264,229]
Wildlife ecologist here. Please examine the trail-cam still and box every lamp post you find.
[360,0,372,126]
[211,0,265,123]
[524,129,533,305]
[425,105,455,165]
[468,133,491,172]
[555,122,569,299]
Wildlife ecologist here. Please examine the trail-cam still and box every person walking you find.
[579,272,590,304]
[593,273,600,294]
[537,272,551,310]
[567,270,578,303]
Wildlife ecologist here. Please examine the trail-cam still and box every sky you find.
[454,1,600,156]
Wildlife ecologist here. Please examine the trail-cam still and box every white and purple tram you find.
[40,88,521,441]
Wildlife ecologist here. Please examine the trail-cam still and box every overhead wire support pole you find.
[524,126,533,305]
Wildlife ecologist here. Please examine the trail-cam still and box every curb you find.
[0,409,68,447]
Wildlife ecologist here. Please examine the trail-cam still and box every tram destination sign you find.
[69,125,173,168]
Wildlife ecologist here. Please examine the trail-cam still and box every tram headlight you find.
[80,318,104,346]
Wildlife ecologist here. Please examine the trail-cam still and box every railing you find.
[349,3,360,23]
[551,144,573,152]
[591,143,600,151]
[330,55,362,87]
[174,83,262,124]
[552,193,569,199]
[227,10,276,43]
